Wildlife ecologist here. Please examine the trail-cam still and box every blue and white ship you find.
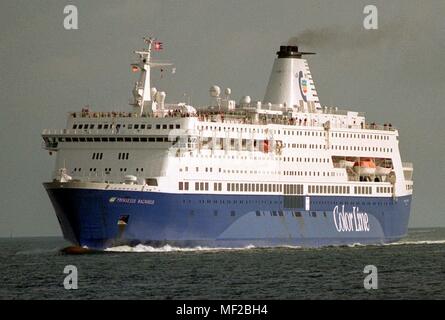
[42,37,414,250]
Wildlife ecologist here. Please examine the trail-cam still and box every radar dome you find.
[225,88,232,96]
[240,96,251,105]
[210,85,221,98]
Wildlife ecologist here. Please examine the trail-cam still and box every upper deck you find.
[59,105,396,131]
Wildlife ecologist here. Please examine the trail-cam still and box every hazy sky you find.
[0,0,444,236]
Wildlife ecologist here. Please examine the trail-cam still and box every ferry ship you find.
[42,37,414,249]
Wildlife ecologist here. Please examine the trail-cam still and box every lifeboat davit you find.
[353,160,376,175]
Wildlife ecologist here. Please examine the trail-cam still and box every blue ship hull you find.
[44,184,412,250]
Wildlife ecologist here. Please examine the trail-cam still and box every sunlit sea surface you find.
[1,228,445,299]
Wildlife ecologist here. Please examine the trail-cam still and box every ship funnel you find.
[263,45,320,111]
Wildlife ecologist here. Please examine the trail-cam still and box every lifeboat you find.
[375,166,392,175]
[263,140,269,153]
[353,160,376,175]
[339,159,355,168]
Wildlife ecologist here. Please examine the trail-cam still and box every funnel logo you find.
[297,71,308,102]
[301,79,308,94]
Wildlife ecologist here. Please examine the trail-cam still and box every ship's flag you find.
[132,65,139,72]
[154,41,163,51]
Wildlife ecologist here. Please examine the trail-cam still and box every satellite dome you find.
[240,96,251,105]
[209,85,221,98]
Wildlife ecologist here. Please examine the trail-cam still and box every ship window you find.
[145,178,158,186]
[156,124,161,129]
[89,124,94,129]
[184,182,189,190]
[147,124,152,129]
[231,211,236,217]
[140,137,147,142]
[132,138,139,142]
[140,124,146,129]
[104,124,109,129]
[66,137,72,142]
[162,124,167,129]
[128,124,133,129]
[169,124,174,129]
[125,137,131,142]
[72,137,79,142]
[134,124,139,129]
[78,124,83,129]
[179,182,183,190]
[156,137,163,142]
[256,211,261,216]
[72,124,77,129]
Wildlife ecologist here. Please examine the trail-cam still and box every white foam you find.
[103,239,445,253]
[105,243,256,253]
[347,240,445,248]
[385,240,445,246]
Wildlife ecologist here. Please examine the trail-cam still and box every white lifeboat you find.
[375,166,392,175]
[339,160,355,168]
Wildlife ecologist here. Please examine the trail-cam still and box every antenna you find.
[130,35,173,115]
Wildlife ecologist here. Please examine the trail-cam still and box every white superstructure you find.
[42,39,413,200]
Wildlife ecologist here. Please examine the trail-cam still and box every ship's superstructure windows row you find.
[174,181,395,195]
[178,182,190,190]
[118,152,129,160]
[72,123,181,130]
[91,152,103,160]
[377,186,394,193]
[308,185,351,194]
[54,136,172,143]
